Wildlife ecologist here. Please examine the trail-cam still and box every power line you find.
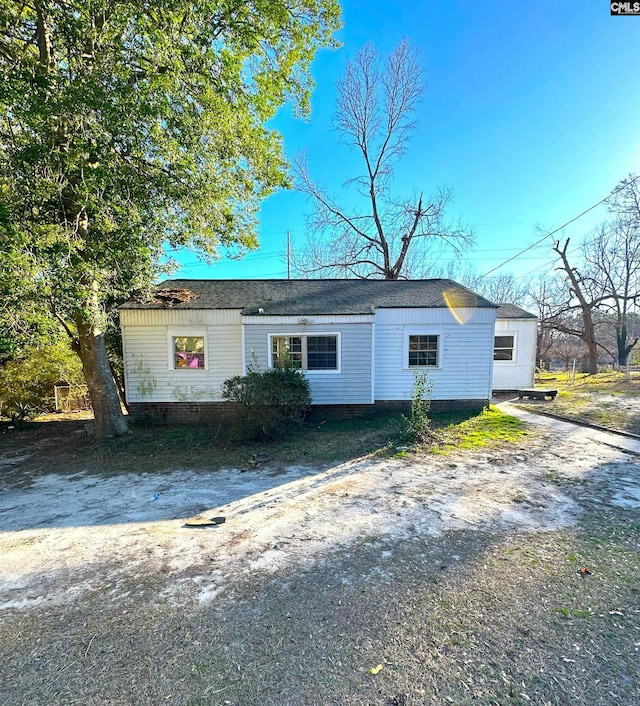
[471,174,640,285]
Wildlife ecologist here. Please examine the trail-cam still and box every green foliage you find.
[222,368,312,441]
[1,2,342,314]
[0,1,341,432]
[403,370,437,444]
[0,308,64,364]
[0,341,84,420]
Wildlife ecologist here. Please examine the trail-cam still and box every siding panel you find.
[374,308,495,401]
[375,307,495,326]
[122,323,242,402]
[120,309,241,327]
[493,319,537,390]
[244,323,372,404]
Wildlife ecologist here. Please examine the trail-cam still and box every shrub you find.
[0,341,84,420]
[403,370,439,445]
[222,367,312,441]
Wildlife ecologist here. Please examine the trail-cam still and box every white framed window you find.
[168,328,208,370]
[403,329,442,369]
[494,334,515,362]
[269,333,340,373]
[408,334,439,367]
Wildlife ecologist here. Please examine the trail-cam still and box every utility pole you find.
[287,230,291,279]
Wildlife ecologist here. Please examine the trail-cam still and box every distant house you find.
[119,279,536,424]
[493,304,538,391]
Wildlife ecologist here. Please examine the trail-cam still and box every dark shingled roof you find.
[121,279,498,316]
[495,303,537,319]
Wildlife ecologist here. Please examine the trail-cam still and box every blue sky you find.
[172,0,640,285]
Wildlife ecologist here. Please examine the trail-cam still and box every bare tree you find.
[607,173,640,226]
[526,276,563,368]
[581,220,640,366]
[534,239,621,374]
[293,39,473,279]
[548,333,586,372]
[460,271,528,306]
[549,239,604,374]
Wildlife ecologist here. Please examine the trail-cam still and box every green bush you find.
[0,342,84,420]
[222,367,312,441]
[403,370,439,445]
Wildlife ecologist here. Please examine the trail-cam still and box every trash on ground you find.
[183,515,226,528]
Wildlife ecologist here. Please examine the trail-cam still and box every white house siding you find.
[243,321,373,404]
[492,318,537,390]
[120,309,243,403]
[374,308,496,401]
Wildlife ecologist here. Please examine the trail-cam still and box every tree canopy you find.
[0,0,341,435]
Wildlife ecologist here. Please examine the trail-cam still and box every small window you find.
[174,336,205,369]
[494,335,515,361]
[408,335,439,367]
[272,336,303,369]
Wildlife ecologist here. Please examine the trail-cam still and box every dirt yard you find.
[1,404,640,705]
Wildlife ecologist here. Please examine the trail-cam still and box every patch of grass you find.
[144,415,397,469]
[433,405,528,454]
[8,405,529,480]
[523,371,640,434]
[535,395,640,434]
[26,412,405,476]
[554,606,592,619]
[537,370,640,395]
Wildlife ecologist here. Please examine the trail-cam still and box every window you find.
[408,334,439,367]
[307,336,337,370]
[272,336,303,369]
[173,336,205,369]
[494,335,515,361]
[270,334,339,371]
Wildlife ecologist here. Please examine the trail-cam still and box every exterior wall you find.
[492,318,537,390]
[374,307,496,401]
[243,320,373,404]
[121,309,243,403]
[121,306,498,408]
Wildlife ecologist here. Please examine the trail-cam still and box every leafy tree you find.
[0,340,84,420]
[293,39,472,279]
[0,1,340,437]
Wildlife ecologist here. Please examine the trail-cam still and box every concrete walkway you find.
[498,400,640,456]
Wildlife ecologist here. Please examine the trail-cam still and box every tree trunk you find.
[615,323,637,367]
[76,313,128,438]
[583,335,598,374]
[554,239,599,375]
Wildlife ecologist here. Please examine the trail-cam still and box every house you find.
[119,279,535,424]
[493,304,538,391]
